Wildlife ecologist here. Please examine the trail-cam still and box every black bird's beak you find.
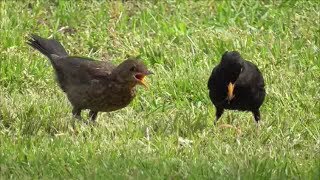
[227,82,235,102]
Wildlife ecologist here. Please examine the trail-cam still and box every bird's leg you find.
[70,108,82,132]
[252,109,261,131]
[89,110,98,122]
[252,109,260,124]
[72,108,82,121]
[214,107,224,125]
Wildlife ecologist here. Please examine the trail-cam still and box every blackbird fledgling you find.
[208,51,265,124]
[27,34,152,122]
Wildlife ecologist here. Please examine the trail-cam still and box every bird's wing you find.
[51,56,115,89]
[208,66,219,90]
[235,61,263,89]
[84,60,115,79]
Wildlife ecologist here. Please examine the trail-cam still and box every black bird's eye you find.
[130,66,136,71]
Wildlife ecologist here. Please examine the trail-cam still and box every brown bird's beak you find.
[135,70,153,88]
[227,82,235,102]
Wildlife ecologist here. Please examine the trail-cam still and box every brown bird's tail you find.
[27,34,68,60]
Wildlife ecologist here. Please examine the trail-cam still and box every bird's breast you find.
[87,82,136,112]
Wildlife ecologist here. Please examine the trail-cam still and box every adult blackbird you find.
[27,34,152,122]
[208,51,265,124]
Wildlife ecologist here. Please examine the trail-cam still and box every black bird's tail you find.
[27,34,68,59]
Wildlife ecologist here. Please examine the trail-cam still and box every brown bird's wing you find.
[50,55,115,91]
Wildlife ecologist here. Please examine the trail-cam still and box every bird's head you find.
[220,51,243,76]
[220,51,244,102]
[112,57,153,88]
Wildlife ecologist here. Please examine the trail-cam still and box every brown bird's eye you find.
[130,66,136,71]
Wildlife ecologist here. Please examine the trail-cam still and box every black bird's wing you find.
[234,60,265,107]
[235,61,264,88]
[207,66,218,90]
[208,65,228,105]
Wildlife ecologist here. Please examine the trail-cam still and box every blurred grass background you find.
[0,0,319,179]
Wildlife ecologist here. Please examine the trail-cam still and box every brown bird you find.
[27,34,152,122]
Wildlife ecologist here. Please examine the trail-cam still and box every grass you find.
[0,0,319,179]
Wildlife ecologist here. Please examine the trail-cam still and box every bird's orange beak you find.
[227,82,235,102]
[135,71,153,88]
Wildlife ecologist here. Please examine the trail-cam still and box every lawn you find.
[0,0,319,179]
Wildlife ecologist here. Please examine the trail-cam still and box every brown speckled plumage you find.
[27,34,152,122]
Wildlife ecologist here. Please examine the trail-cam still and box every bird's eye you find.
[130,66,136,71]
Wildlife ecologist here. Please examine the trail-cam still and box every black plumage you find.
[208,51,265,124]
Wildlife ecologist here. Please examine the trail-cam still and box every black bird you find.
[208,51,265,124]
[27,34,152,122]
